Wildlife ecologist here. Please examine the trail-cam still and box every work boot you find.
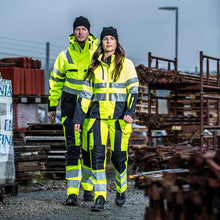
[65,194,78,206]
[83,190,94,201]
[115,192,126,206]
[91,196,105,212]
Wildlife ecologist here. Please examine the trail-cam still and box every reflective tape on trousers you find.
[92,171,106,180]
[115,170,127,179]
[94,183,107,191]
[67,179,80,188]
[66,169,81,178]
[115,178,127,188]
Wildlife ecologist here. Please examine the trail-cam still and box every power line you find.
[0,35,65,48]
[0,52,55,62]
[0,45,60,56]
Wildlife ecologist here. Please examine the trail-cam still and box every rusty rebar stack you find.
[134,151,220,219]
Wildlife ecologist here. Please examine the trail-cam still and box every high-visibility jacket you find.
[48,34,98,111]
[74,54,139,124]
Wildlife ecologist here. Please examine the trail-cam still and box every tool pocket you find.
[119,120,132,151]
[82,118,96,151]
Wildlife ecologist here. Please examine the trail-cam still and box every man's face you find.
[74,26,89,42]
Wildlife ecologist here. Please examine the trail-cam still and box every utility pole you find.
[45,42,50,94]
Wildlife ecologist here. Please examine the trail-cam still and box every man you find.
[48,16,98,206]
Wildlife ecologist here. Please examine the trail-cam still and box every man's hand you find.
[48,111,56,124]
[74,124,81,132]
[124,115,133,123]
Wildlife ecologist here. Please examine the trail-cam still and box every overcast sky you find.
[0,0,219,72]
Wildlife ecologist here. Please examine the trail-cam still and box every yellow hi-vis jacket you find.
[73,54,139,124]
[48,34,98,111]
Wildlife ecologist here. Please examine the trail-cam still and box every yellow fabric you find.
[79,55,139,119]
[49,35,98,108]
[67,187,79,196]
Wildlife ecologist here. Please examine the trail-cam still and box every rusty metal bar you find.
[207,99,210,125]
[218,100,220,125]
[156,59,159,69]
[148,52,177,70]
[203,85,220,90]
[203,95,220,99]
[207,58,210,85]
[217,61,220,86]
[203,54,220,61]
[200,51,204,151]
[148,52,152,68]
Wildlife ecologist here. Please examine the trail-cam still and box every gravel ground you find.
[0,166,148,220]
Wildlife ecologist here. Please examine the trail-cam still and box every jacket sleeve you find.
[73,80,93,124]
[48,51,66,111]
[124,60,139,118]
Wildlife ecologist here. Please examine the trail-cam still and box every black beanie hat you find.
[100,26,118,41]
[73,16,90,32]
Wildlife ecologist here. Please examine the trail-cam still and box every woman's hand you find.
[124,115,133,123]
[74,124,81,132]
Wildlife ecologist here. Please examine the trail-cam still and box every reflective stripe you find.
[126,77,139,86]
[115,178,127,188]
[50,75,65,82]
[80,90,93,99]
[109,82,126,88]
[93,93,106,101]
[128,86,138,93]
[82,167,92,177]
[66,169,81,178]
[83,80,93,87]
[65,77,92,87]
[53,67,65,77]
[63,86,80,95]
[109,93,127,101]
[115,170,127,179]
[94,83,107,88]
[66,77,84,85]
[64,49,74,64]
[92,171,106,180]
[67,179,80,188]
[94,183,107,191]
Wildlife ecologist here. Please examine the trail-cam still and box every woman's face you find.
[102,35,117,54]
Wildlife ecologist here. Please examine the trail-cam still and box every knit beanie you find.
[73,16,90,32]
[100,26,118,41]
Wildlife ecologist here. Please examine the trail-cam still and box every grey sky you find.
[0,0,219,72]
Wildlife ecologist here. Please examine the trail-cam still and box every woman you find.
[74,26,139,211]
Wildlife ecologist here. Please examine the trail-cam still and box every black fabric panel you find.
[91,120,106,170]
[61,91,78,118]
[82,149,90,167]
[124,93,138,118]
[111,120,127,174]
[113,101,127,119]
[73,97,87,124]
[89,101,100,118]
[65,145,80,166]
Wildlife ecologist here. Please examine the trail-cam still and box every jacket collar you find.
[68,34,98,51]
[98,54,115,67]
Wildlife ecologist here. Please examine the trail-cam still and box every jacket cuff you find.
[48,105,56,112]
